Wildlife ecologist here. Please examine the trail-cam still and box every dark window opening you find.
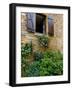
[36,14,46,33]
[48,16,54,36]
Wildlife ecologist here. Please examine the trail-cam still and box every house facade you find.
[21,13,63,53]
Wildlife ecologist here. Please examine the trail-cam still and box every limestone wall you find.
[48,14,63,52]
[21,13,27,35]
[21,13,63,52]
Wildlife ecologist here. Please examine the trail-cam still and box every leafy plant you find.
[39,50,63,75]
[33,51,44,61]
[43,50,63,61]
[37,35,48,48]
[24,50,63,77]
[21,57,28,77]
[25,61,40,77]
[21,41,32,58]
[21,41,33,77]
[39,57,63,76]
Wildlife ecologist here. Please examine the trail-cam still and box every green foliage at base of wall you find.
[22,50,63,77]
[21,41,32,58]
[33,51,44,61]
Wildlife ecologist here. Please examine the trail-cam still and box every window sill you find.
[34,33,44,36]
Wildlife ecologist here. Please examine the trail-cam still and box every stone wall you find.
[21,13,27,35]
[21,13,63,53]
[48,14,63,52]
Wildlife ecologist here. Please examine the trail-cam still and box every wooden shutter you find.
[48,16,54,36]
[27,13,36,32]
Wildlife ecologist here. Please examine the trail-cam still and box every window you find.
[36,14,46,34]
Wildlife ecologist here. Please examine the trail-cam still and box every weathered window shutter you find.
[27,13,36,32]
[48,16,54,36]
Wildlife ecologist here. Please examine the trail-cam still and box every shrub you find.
[21,41,32,58]
[25,61,40,77]
[39,50,63,75]
[44,50,63,61]
[33,51,44,61]
[37,35,48,48]
[21,57,29,77]
[39,57,63,76]
[24,50,63,77]
[21,41,33,77]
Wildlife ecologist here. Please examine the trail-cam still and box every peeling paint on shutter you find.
[27,13,36,32]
